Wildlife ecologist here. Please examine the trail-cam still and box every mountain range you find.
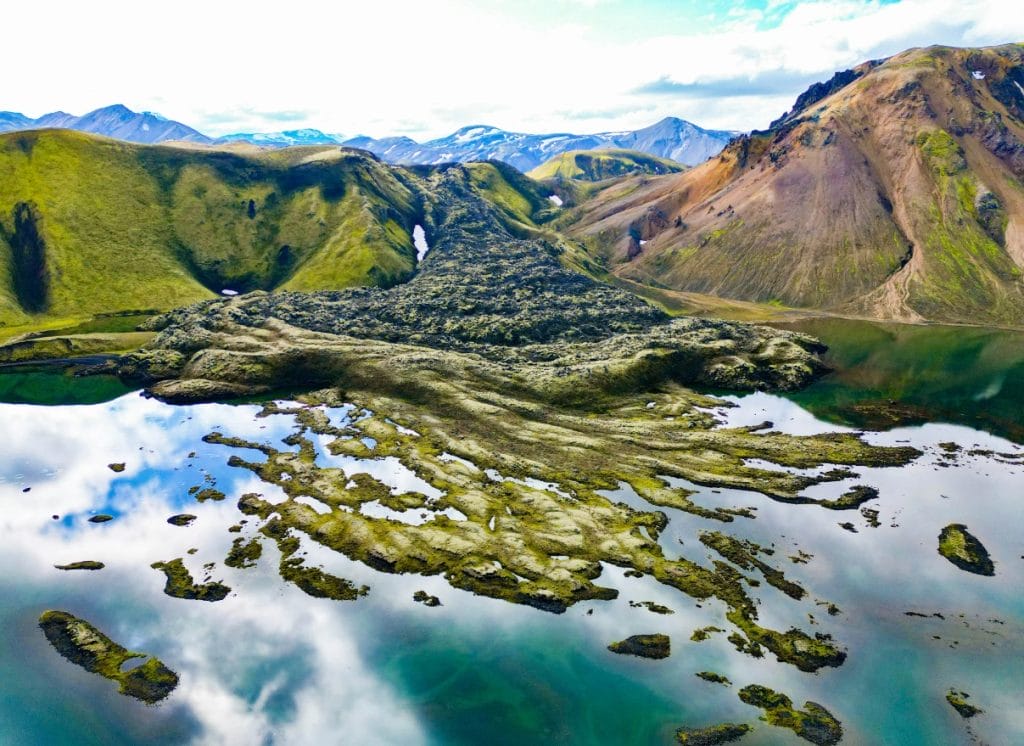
[0,105,735,169]
[562,43,1024,327]
[0,104,209,144]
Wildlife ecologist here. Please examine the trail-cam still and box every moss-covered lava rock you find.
[54,561,105,571]
[946,689,984,718]
[224,537,262,569]
[608,634,671,659]
[167,514,197,527]
[938,524,995,576]
[38,610,178,704]
[150,558,231,601]
[738,685,842,745]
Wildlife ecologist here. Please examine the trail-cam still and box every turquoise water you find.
[1,318,1023,744]
[0,390,1021,745]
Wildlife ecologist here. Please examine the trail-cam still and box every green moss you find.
[738,685,842,745]
[607,633,671,659]
[107,462,125,472]
[166,514,196,527]
[691,626,724,642]
[675,723,751,745]
[695,671,731,686]
[938,524,994,576]
[413,590,442,607]
[261,519,368,601]
[54,561,105,571]
[150,558,231,601]
[194,487,226,502]
[38,610,178,704]
[946,689,983,718]
[528,149,684,182]
[224,537,262,569]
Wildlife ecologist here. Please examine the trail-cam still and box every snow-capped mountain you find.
[343,118,738,170]
[0,104,211,144]
[214,128,344,147]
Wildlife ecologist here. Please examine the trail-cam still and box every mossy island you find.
[938,524,994,576]
[38,610,178,704]
[608,634,671,659]
[946,689,983,718]
[54,561,104,571]
[151,558,231,601]
[738,685,842,745]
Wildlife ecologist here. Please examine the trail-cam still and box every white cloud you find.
[0,0,1022,138]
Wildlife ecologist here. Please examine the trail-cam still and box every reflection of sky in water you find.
[0,392,1021,745]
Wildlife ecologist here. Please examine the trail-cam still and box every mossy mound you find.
[54,561,104,571]
[695,671,731,686]
[946,689,983,718]
[607,634,671,659]
[224,537,262,569]
[150,558,231,601]
[38,610,178,704]
[738,685,842,745]
[938,524,994,576]
[166,514,196,527]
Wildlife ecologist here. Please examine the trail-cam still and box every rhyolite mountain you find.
[0,104,211,144]
[344,117,736,170]
[562,43,1024,327]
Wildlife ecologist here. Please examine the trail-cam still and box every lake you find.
[0,318,1021,745]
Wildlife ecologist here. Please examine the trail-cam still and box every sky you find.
[3,0,1023,140]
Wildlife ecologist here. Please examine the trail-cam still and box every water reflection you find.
[0,392,1021,745]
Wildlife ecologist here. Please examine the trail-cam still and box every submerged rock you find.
[675,723,751,745]
[938,524,995,576]
[38,610,178,704]
[608,633,671,659]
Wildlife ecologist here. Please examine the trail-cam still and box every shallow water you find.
[774,317,1024,442]
[0,388,1021,745]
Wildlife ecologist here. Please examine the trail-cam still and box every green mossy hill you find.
[121,165,836,404]
[676,723,751,745]
[0,130,421,335]
[938,523,995,576]
[38,610,178,704]
[946,689,984,718]
[608,633,671,659]
[529,149,685,182]
[151,558,231,601]
[738,685,842,745]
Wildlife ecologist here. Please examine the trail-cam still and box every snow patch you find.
[413,225,430,261]
[972,70,986,80]
[221,289,239,296]
[548,194,563,207]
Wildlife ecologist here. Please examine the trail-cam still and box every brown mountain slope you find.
[563,44,1024,326]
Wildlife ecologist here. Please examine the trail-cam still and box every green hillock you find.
[528,148,684,182]
[0,130,422,338]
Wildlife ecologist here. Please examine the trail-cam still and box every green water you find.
[775,318,1024,442]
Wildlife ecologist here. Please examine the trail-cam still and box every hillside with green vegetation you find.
[528,148,685,182]
[0,130,423,338]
